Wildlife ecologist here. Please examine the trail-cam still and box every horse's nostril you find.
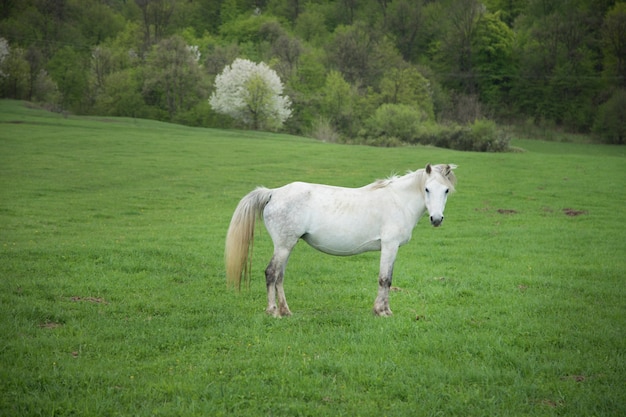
[430,215,444,227]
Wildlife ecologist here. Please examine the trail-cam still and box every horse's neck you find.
[390,171,427,215]
[394,170,425,193]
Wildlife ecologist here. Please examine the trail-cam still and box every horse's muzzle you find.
[430,215,444,227]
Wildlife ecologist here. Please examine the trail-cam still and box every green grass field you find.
[1,100,624,416]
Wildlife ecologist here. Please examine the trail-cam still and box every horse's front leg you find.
[265,250,292,317]
[373,245,398,316]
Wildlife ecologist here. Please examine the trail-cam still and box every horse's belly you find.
[302,232,381,256]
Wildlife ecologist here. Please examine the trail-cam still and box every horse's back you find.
[263,181,388,255]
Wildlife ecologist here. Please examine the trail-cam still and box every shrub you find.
[363,135,404,147]
[363,106,509,152]
[32,70,61,109]
[411,120,509,152]
[310,117,341,143]
[367,103,425,142]
[469,119,510,152]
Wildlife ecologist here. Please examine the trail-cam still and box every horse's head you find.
[423,163,457,227]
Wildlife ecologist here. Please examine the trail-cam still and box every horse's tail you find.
[225,187,273,290]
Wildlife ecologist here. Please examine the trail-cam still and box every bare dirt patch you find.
[563,208,587,217]
[69,296,108,304]
[39,321,62,329]
[562,374,586,382]
[497,209,518,214]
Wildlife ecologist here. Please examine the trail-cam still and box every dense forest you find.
[0,0,624,145]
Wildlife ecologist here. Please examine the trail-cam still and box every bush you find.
[363,135,404,147]
[592,90,626,144]
[361,106,509,152]
[413,120,510,152]
[366,103,425,142]
[32,70,61,110]
[469,119,510,152]
[310,117,341,143]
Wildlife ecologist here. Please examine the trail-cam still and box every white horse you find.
[225,163,457,317]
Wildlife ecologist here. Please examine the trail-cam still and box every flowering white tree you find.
[0,37,9,77]
[209,58,291,130]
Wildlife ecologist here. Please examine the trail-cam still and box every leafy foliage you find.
[601,2,626,88]
[143,35,208,118]
[379,67,435,121]
[366,104,425,143]
[592,89,626,144]
[0,0,621,146]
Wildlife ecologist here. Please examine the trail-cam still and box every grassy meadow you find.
[0,100,624,416]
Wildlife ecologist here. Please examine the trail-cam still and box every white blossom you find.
[210,58,291,130]
[0,37,10,78]
[187,45,200,62]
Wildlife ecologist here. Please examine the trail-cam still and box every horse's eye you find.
[425,188,430,193]
[445,189,449,194]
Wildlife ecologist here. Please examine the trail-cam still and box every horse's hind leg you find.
[265,247,293,317]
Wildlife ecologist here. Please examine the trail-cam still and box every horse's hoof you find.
[279,304,292,317]
[373,307,393,317]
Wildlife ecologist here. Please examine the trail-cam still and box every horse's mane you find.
[436,164,457,190]
[369,174,401,190]
[367,165,457,192]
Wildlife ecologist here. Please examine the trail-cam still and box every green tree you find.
[472,11,514,110]
[168,1,217,40]
[294,8,329,46]
[143,35,207,119]
[93,69,146,118]
[284,48,327,134]
[379,66,434,121]
[386,0,424,62]
[327,23,371,85]
[76,0,125,45]
[443,0,483,93]
[135,0,176,51]
[267,0,304,24]
[220,0,241,24]
[602,3,626,88]
[31,69,61,106]
[219,12,283,62]
[290,48,326,95]
[327,22,402,87]
[512,2,601,130]
[483,0,527,26]
[0,43,29,99]
[47,46,89,112]
[265,29,303,82]
[592,89,626,144]
[319,70,360,135]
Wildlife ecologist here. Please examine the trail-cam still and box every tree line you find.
[0,0,624,145]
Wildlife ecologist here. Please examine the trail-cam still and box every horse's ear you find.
[444,164,458,186]
[425,163,432,174]
[444,164,457,177]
